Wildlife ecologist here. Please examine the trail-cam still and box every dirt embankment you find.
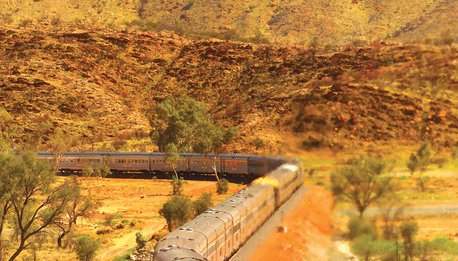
[1,29,457,152]
[249,185,334,261]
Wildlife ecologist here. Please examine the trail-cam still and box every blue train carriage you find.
[105,152,150,173]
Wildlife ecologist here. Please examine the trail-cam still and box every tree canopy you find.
[149,95,236,153]
[331,156,393,217]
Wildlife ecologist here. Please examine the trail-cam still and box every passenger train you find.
[36,152,303,260]
[37,152,285,177]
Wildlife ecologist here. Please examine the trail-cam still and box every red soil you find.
[249,185,334,261]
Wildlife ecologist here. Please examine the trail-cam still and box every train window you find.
[208,243,215,253]
[233,223,240,233]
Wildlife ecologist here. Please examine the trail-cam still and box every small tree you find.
[135,232,147,249]
[54,176,99,248]
[194,193,212,216]
[149,96,237,189]
[331,156,392,217]
[216,178,229,194]
[0,149,14,256]
[3,150,75,260]
[407,143,432,191]
[159,196,194,232]
[165,143,180,178]
[171,176,184,196]
[400,221,418,261]
[48,129,79,173]
[75,236,99,261]
[407,143,432,175]
[377,197,406,240]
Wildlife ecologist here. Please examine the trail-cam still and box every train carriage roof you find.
[154,246,205,261]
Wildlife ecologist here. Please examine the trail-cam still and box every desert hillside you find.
[0,29,457,152]
[0,0,457,45]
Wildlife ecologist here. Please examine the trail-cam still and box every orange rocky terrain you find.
[249,185,334,261]
[0,29,457,152]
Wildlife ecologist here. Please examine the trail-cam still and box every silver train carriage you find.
[154,162,303,261]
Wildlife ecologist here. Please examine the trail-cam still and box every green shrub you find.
[135,232,147,249]
[171,176,185,195]
[159,196,194,232]
[99,164,111,178]
[430,237,458,255]
[194,193,212,216]
[216,178,229,194]
[82,165,94,177]
[351,235,397,261]
[104,213,123,226]
[347,217,377,240]
[75,236,99,261]
[96,226,112,235]
[114,222,125,230]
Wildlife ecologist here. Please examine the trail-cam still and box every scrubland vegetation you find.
[0,1,457,259]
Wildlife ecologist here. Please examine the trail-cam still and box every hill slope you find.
[0,29,457,152]
[0,0,457,45]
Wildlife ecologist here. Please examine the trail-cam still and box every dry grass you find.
[1,176,244,261]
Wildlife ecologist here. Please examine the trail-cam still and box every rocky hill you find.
[0,0,457,46]
[0,29,457,152]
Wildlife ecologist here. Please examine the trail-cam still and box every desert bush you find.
[98,164,111,178]
[252,137,265,151]
[151,228,169,241]
[159,196,194,232]
[351,235,397,261]
[216,178,229,194]
[82,165,94,177]
[135,232,147,249]
[407,143,432,175]
[75,236,99,261]
[96,226,113,235]
[194,193,212,216]
[347,217,377,240]
[104,213,123,226]
[431,155,449,168]
[171,176,184,195]
[111,139,127,150]
[113,222,125,230]
[302,135,324,149]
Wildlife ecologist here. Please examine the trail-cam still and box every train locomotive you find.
[154,162,303,261]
